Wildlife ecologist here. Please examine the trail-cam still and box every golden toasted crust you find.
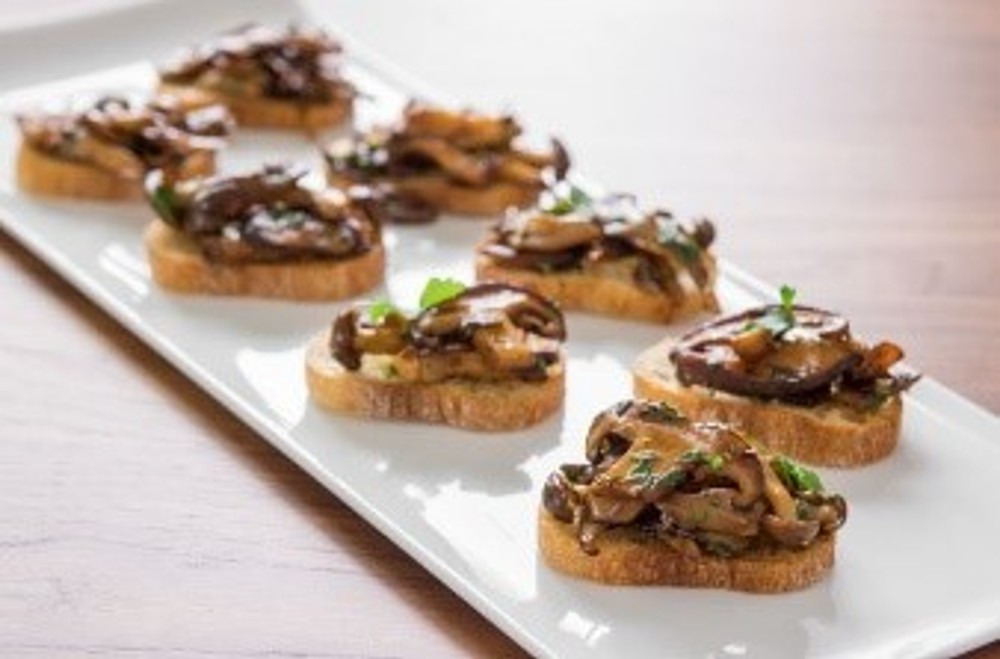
[159,82,351,131]
[144,219,383,300]
[328,171,540,217]
[632,337,903,467]
[305,330,565,431]
[475,253,719,323]
[538,509,835,592]
[16,143,215,201]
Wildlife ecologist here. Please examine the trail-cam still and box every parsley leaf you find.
[658,222,701,264]
[367,299,399,324]
[655,469,687,490]
[149,184,178,224]
[419,277,466,310]
[748,284,798,338]
[626,451,658,487]
[680,449,726,472]
[780,284,796,316]
[626,451,688,491]
[637,401,685,425]
[547,184,592,215]
[771,455,824,493]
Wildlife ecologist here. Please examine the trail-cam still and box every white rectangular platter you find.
[1,2,999,657]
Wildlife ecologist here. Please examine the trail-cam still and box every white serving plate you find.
[1,2,999,657]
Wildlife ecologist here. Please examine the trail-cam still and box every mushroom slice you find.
[854,341,905,380]
[506,138,571,180]
[331,309,362,370]
[478,242,584,271]
[505,211,603,253]
[402,104,520,150]
[184,165,313,234]
[241,209,366,258]
[390,137,492,186]
[670,306,862,400]
[493,154,546,187]
[410,283,566,351]
[761,514,820,548]
[659,489,760,537]
[71,134,144,178]
[720,454,765,507]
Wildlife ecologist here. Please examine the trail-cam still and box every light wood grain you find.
[2,1,999,657]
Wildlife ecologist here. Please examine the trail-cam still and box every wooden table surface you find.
[1,1,998,657]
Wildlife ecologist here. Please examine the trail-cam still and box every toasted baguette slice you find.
[159,83,350,132]
[633,337,902,467]
[144,219,383,300]
[476,254,719,323]
[16,143,215,201]
[305,330,565,431]
[538,509,834,592]
[328,172,539,217]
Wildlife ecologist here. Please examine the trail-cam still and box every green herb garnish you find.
[149,184,178,224]
[747,284,798,337]
[547,184,592,215]
[779,284,796,316]
[637,401,685,425]
[626,451,658,486]
[419,277,467,310]
[367,299,399,324]
[771,455,824,493]
[681,449,726,472]
[626,451,687,491]
[658,221,701,265]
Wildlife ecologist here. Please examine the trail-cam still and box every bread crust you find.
[144,219,383,300]
[305,330,565,431]
[159,82,351,132]
[538,509,835,592]
[328,172,540,217]
[16,143,215,201]
[632,337,902,467]
[475,253,719,323]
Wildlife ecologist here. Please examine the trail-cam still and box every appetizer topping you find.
[480,185,716,296]
[331,279,566,383]
[160,24,354,104]
[670,287,921,408]
[325,102,569,196]
[542,400,847,556]
[146,164,380,265]
[17,93,232,178]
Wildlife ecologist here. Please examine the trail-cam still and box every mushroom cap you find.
[670,305,862,400]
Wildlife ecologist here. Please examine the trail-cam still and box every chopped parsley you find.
[419,277,467,310]
[680,449,726,472]
[747,284,798,338]
[637,401,685,425]
[367,299,399,324]
[546,183,592,215]
[365,277,466,323]
[626,451,687,491]
[149,184,178,224]
[771,455,824,493]
[779,284,796,315]
[658,221,701,265]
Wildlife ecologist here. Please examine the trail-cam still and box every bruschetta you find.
[633,287,921,466]
[16,92,231,200]
[476,185,718,322]
[159,24,355,131]
[144,163,384,300]
[539,399,847,592]
[306,279,567,430]
[324,102,569,217]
